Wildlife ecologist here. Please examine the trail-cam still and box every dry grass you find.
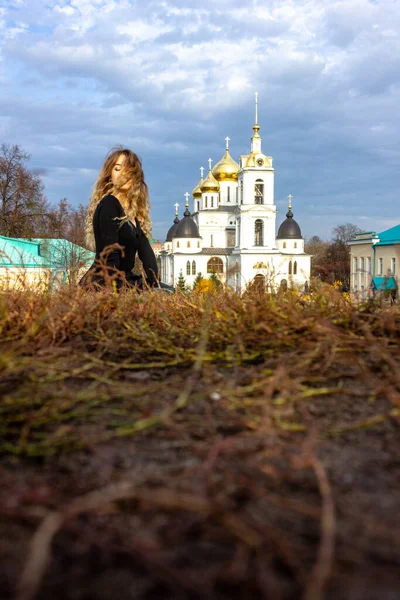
[1,281,400,600]
[0,281,399,457]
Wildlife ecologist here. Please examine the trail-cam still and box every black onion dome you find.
[174,209,201,238]
[166,216,180,242]
[277,209,302,239]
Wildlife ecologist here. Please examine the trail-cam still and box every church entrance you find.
[253,274,265,292]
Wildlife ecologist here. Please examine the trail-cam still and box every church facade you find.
[160,99,311,292]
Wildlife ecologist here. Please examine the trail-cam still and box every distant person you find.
[79,147,159,291]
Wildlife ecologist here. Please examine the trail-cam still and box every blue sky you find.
[1,0,399,241]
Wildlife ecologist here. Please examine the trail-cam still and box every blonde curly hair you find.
[85,147,151,249]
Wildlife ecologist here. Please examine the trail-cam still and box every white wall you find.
[196,212,236,248]
[242,169,275,206]
[237,206,277,250]
[218,181,239,206]
[276,239,304,253]
[233,252,310,290]
[172,237,202,253]
[174,254,227,286]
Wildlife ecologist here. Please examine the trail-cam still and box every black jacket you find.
[80,194,158,289]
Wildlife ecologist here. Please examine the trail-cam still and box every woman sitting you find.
[79,147,158,290]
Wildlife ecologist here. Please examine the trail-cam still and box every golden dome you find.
[192,178,203,198]
[212,150,239,182]
[201,170,220,193]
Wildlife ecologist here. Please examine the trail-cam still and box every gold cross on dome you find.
[208,158,213,171]
[184,192,190,207]
[225,136,230,150]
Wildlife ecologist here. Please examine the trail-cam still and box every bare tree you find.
[305,236,329,279]
[68,204,88,248]
[44,198,87,248]
[0,144,50,237]
[39,198,92,281]
[322,240,350,288]
[305,232,351,287]
[307,235,323,245]
[332,223,362,243]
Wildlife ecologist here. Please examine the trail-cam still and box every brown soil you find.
[0,288,399,600]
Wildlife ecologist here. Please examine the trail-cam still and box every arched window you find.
[255,179,264,205]
[186,261,191,275]
[197,241,200,248]
[207,257,223,273]
[254,219,263,246]
[240,180,243,204]
[205,196,208,208]
[211,196,214,208]
[177,241,180,248]
[254,274,265,291]
[288,261,292,275]
[197,201,200,212]
[294,242,297,248]
[187,241,191,248]
[192,261,196,275]
[283,242,286,249]
[293,261,297,275]
[227,186,230,202]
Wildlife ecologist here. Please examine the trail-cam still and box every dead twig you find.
[16,511,63,600]
[303,455,335,600]
[16,479,264,600]
[175,299,211,410]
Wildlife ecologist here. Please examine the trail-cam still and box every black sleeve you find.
[98,195,121,269]
[138,232,159,285]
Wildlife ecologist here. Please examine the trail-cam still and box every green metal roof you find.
[0,236,47,268]
[348,231,379,244]
[374,241,400,247]
[376,224,400,245]
[0,236,94,268]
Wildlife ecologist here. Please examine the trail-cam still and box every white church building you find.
[160,96,311,292]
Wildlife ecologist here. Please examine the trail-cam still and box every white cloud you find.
[3,21,28,39]
[117,19,172,43]
[54,5,76,17]
[0,0,399,238]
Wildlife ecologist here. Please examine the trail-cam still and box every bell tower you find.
[236,93,277,250]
